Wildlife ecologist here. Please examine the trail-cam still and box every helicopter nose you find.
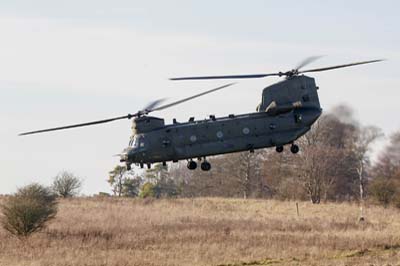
[117,147,133,162]
[126,149,137,162]
[119,152,136,163]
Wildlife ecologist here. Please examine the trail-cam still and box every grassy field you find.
[0,197,399,266]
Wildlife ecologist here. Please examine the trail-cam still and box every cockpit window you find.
[129,135,140,148]
[129,135,145,148]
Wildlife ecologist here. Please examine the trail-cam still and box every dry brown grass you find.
[0,197,399,266]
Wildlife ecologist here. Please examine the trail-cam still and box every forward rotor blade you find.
[19,114,135,136]
[20,84,236,135]
[299,59,384,74]
[142,98,167,112]
[151,83,235,112]
[170,73,280,81]
[295,56,324,71]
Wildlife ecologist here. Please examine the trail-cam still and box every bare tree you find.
[52,171,82,198]
[276,109,360,203]
[351,126,382,220]
[293,144,346,203]
[222,151,265,199]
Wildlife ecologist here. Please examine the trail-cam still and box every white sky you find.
[0,0,399,195]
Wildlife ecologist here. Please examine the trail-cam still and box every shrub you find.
[139,182,156,198]
[0,183,58,238]
[368,178,397,207]
[52,171,82,198]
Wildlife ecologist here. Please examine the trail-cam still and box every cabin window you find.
[269,123,276,130]
[242,127,250,135]
[216,131,224,139]
[190,135,197,142]
[162,139,171,147]
[295,114,302,123]
[140,142,145,148]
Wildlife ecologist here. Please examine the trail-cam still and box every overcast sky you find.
[1,0,399,195]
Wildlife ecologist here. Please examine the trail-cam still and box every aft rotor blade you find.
[151,83,235,112]
[299,59,384,74]
[170,73,280,81]
[295,56,324,71]
[19,114,136,136]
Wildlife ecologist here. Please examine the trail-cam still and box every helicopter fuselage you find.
[126,106,321,166]
[123,75,322,169]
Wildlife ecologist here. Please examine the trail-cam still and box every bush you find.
[369,178,397,207]
[139,182,156,198]
[52,171,82,198]
[393,194,400,209]
[0,183,58,238]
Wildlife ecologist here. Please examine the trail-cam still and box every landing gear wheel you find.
[187,160,197,170]
[200,161,211,171]
[276,146,284,153]
[290,144,299,154]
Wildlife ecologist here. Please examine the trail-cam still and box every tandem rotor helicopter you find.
[19,57,383,171]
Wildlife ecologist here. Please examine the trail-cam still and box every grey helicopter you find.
[19,57,383,171]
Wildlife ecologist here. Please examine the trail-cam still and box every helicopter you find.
[19,57,383,171]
